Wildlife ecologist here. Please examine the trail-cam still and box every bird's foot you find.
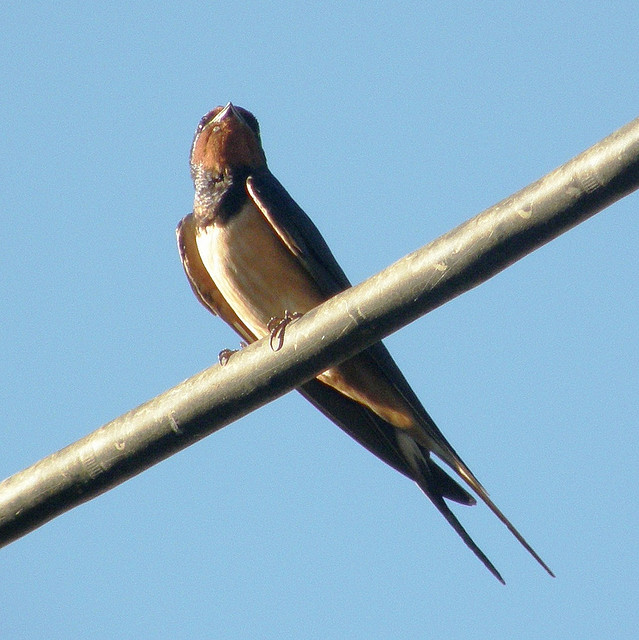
[218,341,248,366]
[267,311,303,352]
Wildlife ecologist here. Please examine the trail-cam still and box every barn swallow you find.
[177,103,553,583]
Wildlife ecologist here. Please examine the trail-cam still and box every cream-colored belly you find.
[196,201,417,431]
[199,201,419,430]
[195,201,325,339]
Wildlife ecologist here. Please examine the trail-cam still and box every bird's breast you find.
[195,200,325,339]
[195,200,418,431]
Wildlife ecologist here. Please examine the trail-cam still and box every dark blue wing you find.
[246,170,352,297]
[246,169,476,505]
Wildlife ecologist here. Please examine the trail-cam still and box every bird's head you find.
[190,103,266,179]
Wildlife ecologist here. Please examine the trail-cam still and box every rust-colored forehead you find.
[196,106,225,133]
[190,105,266,174]
[196,105,261,137]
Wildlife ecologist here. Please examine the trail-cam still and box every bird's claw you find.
[218,341,248,366]
[267,310,303,351]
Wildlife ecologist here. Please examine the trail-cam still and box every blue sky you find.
[2,2,638,638]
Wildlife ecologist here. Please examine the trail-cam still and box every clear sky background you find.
[2,3,638,638]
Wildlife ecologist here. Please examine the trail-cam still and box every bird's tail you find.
[410,435,554,583]
[449,456,555,578]
[407,440,505,583]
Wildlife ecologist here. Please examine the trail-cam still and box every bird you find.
[177,102,553,583]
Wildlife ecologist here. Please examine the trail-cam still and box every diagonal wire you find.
[1,115,638,548]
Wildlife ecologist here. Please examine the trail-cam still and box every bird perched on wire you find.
[177,103,553,583]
